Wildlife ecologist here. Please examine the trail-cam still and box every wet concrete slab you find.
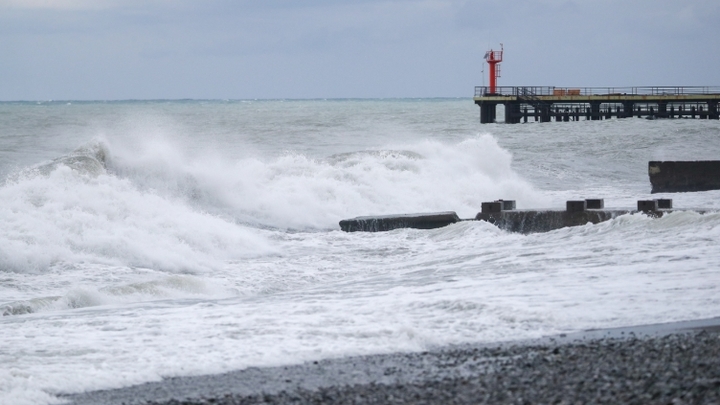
[339,211,460,232]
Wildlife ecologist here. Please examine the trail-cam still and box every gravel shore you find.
[64,318,720,405]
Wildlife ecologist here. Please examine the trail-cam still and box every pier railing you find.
[474,86,720,97]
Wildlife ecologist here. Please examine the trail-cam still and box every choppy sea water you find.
[1,99,719,404]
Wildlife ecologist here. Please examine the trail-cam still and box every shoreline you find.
[63,317,720,405]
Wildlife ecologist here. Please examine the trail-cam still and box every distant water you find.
[1,99,720,405]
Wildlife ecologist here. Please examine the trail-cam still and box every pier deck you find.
[474,86,720,123]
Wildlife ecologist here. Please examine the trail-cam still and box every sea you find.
[1,98,719,404]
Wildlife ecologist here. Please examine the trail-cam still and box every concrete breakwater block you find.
[477,198,676,233]
[566,199,605,212]
[339,212,461,232]
[585,199,605,209]
[481,200,516,213]
[649,160,720,193]
[566,200,587,213]
[339,199,693,233]
[475,210,631,233]
[637,199,659,211]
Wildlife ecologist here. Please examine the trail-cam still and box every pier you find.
[474,86,720,124]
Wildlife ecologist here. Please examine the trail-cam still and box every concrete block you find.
[566,200,587,213]
[649,161,720,193]
[339,212,460,232]
[481,202,503,213]
[656,198,673,209]
[499,200,516,210]
[475,209,632,234]
[585,199,604,209]
[637,200,658,211]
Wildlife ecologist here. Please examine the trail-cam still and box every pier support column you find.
[540,105,552,123]
[479,103,497,124]
[504,102,521,124]
[709,102,719,120]
[658,102,668,119]
[590,102,601,120]
[622,102,634,118]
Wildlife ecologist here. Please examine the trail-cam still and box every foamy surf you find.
[99,133,548,230]
[1,99,719,405]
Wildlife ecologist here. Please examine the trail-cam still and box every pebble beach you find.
[64,318,720,405]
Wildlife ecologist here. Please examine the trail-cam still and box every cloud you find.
[0,0,718,100]
[1,0,120,10]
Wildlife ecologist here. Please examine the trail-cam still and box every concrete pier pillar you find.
[590,102,601,120]
[709,102,719,120]
[622,102,634,118]
[479,103,497,123]
[658,102,667,118]
[504,102,521,124]
[541,105,552,123]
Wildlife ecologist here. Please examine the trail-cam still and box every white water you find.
[1,99,719,404]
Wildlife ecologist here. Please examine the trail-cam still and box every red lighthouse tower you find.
[484,44,503,95]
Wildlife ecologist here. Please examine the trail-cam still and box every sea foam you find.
[100,132,547,230]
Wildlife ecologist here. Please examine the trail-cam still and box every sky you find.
[1,0,719,100]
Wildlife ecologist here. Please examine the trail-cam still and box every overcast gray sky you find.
[1,0,719,100]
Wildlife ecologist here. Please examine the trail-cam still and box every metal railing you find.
[474,86,720,97]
